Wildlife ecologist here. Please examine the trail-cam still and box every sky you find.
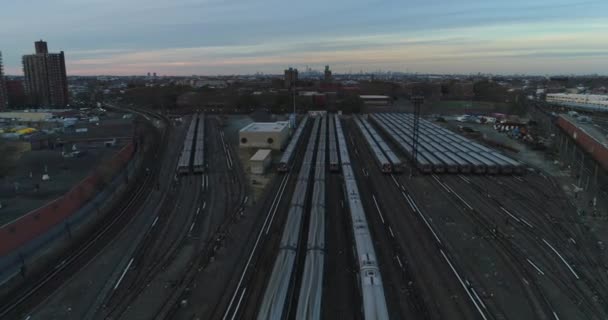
[1,0,608,76]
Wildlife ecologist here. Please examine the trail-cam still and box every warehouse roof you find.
[360,95,390,100]
[561,115,608,146]
[250,149,272,161]
[240,122,288,133]
[557,114,608,170]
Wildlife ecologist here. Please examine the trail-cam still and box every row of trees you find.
[235,92,364,114]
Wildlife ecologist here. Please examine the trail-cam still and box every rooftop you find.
[547,93,608,101]
[360,95,390,100]
[240,122,288,133]
[250,149,272,161]
[561,114,608,146]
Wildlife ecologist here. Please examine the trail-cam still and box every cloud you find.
[1,0,608,74]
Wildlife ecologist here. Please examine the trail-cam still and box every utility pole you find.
[410,95,424,177]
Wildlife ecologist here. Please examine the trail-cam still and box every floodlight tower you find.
[410,95,424,177]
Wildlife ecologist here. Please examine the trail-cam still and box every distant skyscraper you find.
[0,51,7,110]
[284,67,298,88]
[147,72,151,77]
[324,65,332,82]
[23,40,68,107]
[35,40,48,54]
[153,72,157,78]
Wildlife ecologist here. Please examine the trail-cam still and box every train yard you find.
[345,113,608,319]
[2,110,607,320]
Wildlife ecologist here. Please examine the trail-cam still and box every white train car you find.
[193,113,205,173]
[278,116,310,172]
[296,116,327,320]
[335,114,389,320]
[258,117,320,320]
[328,114,340,172]
[354,117,392,173]
[360,116,403,173]
[177,115,198,174]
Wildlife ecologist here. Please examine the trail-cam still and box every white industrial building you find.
[250,149,272,175]
[546,93,608,111]
[360,95,391,106]
[239,122,289,150]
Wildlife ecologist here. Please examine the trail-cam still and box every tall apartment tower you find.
[284,67,298,88]
[35,40,48,54]
[0,51,7,110]
[324,65,332,82]
[23,40,68,107]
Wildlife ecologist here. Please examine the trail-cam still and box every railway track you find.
[480,175,608,298]
[156,119,247,320]
[430,174,556,319]
[348,117,487,319]
[473,175,608,316]
[97,116,247,320]
[0,106,169,319]
[440,174,607,319]
[346,119,435,319]
[98,174,203,319]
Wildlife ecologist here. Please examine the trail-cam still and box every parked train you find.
[193,113,205,173]
[296,116,327,320]
[353,117,392,173]
[369,113,525,175]
[258,117,321,320]
[278,116,310,172]
[177,114,199,174]
[360,116,403,173]
[328,114,340,172]
[334,115,389,320]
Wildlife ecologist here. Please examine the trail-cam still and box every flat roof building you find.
[546,93,608,112]
[250,149,272,175]
[0,111,54,122]
[239,122,289,150]
[360,95,392,106]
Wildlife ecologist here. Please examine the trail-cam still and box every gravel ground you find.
[437,118,608,252]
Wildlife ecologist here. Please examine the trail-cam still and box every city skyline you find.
[1,0,608,76]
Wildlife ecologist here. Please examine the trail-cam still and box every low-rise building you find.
[360,95,391,106]
[250,149,272,175]
[546,93,608,112]
[0,111,54,122]
[239,121,289,150]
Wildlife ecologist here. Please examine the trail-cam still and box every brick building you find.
[22,40,69,107]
